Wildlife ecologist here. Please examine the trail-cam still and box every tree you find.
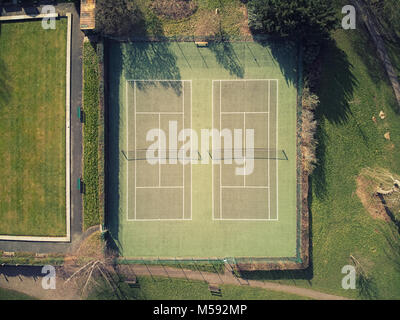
[95,0,144,37]
[301,87,319,174]
[247,0,338,39]
[366,0,400,39]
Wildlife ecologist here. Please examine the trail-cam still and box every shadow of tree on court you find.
[381,223,400,276]
[121,41,182,95]
[258,38,298,86]
[316,38,358,124]
[209,34,244,78]
[311,38,358,200]
[104,11,183,251]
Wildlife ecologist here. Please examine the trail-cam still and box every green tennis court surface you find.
[107,40,299,259]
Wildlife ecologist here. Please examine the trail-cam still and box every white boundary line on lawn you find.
[0,13,71,242]
[0,13,59,21]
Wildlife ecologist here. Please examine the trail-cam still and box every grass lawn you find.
[243,26,400,299]
[130,0,250,37]
[0,287,35,300]
[88,276,311,300]
[309,28,400,299]
[0,19,67,236]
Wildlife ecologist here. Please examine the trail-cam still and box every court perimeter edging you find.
[0,13,72,243]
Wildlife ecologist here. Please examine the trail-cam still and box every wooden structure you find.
[80,0,96,30]
[195,41,209,47]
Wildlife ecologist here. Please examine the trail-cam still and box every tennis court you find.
[107,40,299,259]
[212,79,279,220]
[125,80,193,220]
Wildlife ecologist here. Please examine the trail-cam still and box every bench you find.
[124,275,140,288]
[208,284,222,296]
[2,251,15,258]
[195,41,209,47]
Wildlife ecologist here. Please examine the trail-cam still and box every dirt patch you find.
[64,231,104,267]
[150,0,198,20]
[239,6,252,38]
[356,175,390,221]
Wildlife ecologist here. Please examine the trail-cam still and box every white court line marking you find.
[213,219,278,221]
[221,186,269,189]
[211,80,214,220]
[158,113,161,188]
[219,80,222,220]
[126,81,129,222]
[127,79,192,221]
[213,79,277,221]
[268,80,271,220]
[136,112,184,115]
[136,186,184,189]
[276,80,279,221]
[218,79,278,82]
[182,81,185,220]
[126,79,184,82]
[243,112,246,187]
[221,111,269,114]
[190,80,193,220]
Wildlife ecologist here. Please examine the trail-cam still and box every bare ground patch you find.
[356,175,390,222]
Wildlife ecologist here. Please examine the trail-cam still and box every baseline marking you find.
[212,79,278,221]
[126,80,193,221]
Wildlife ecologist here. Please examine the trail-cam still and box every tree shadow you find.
[209,37,244,78]
[259,38,298,86]
[311,38,358,200]
[120,41,182,95]
[357,272,379,300]
[316,38,357,125]
[105,12,182,254]
[350,22,392,89]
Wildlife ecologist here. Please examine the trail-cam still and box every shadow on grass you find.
[357,272,379,300]
[381,223,400,277]
[0,57,11,110]
[312,38,358,200]
[0,22,11,109]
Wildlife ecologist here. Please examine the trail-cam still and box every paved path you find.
[353,0,400,111]
[0,266,80,300]
[0,264,349,300]
[0,3,84,254]
[125,265,350,300]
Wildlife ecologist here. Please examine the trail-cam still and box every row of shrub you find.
[117,259,226,274]
[83,41,103,229]
[0,251,65,266]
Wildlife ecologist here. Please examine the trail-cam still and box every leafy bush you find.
[83,42,101,229]
[247,0,338,39]
[150,0,198,20]
[301,87,319,174]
